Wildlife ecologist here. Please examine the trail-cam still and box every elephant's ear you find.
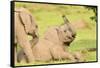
[44,27,61,44]
[55,27,64,43]
[19,12,32,33]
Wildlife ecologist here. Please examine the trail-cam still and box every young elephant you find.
[32,15,77,62]
[14,7,38,63]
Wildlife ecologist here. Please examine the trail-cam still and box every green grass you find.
[15,2,97,66]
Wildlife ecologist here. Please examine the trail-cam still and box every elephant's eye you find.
[72,34,76,38]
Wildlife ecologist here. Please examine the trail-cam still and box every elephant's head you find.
[16,7,39,39]
[43,15,76,46]
[57,15,76,46]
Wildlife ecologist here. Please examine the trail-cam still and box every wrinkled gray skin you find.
[32,15,77,62]
[14,7,38,63]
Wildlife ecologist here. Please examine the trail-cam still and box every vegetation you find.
[15,2,97,66]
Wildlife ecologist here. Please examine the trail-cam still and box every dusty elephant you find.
[14,7,38,63]
[32,15,77,62]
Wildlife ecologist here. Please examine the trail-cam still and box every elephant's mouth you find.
[63,38,74,46]
[63,42,70,46]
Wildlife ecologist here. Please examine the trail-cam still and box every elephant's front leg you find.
[50,45,77,62]
[16,24,35,63]
[62,52,77,62]
[73,52,86,62]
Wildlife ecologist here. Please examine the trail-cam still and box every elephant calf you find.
[32,15,78,62]
[14,7,38,63]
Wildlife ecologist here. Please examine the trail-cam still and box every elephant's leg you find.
[16,24,35,63]
[17,38,38,63]
[62,52,77,62]
[50,46,66,60]
[17,49,25,63]
[73,52,85,62]
[17,49,29,63]
[50,46,77,62]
